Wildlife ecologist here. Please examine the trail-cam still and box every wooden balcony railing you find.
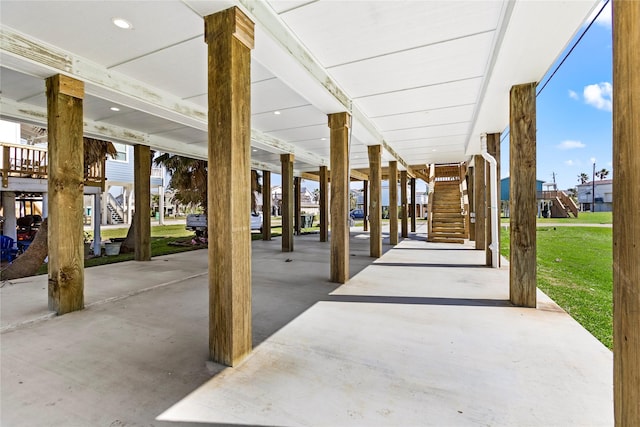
[1,142,106,190]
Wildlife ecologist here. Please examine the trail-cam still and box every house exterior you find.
[96,144,167,225]
[577,179,613,212]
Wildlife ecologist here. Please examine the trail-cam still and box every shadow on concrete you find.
[325,294,514,307]
[373,262,489,268]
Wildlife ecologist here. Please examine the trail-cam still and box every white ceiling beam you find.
[0,96,280,173]
[251,128,328,167]
[0,26,208,130]
[1,26,320,168]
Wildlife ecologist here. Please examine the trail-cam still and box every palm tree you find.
[596,168,610,180]
[578,173,589,184]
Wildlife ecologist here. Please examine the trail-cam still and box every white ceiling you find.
[0,0,599,177]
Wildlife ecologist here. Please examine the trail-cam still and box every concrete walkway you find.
[1,226,613,426]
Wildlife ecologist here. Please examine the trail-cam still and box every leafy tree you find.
[153,154,262,214]
[578,173,589,184]
[154,154,208,213]
[596,168,609,180]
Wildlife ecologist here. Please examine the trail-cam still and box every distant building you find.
[577,179,612,212]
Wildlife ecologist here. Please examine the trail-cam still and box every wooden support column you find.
[294,176,301,234]
[205,7,254,366]
[474,156,486,250]
[281,153,294,252]
[468,169,475,242]
[46,74,84,315]
[410,178,416,233]
[401,171,408,238]
[509,82,537,308]
[368,145,382,258]
[262,170,271,240]
[389,161,398,245]
[133,145,151,261]
[319,166,328,242]
[363,180,369,232]
[328,112,350,283]
[486,133,500,266]
[613,1,640,424]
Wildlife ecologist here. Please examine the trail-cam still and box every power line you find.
[537,0,610,96]
[500,0,610,143]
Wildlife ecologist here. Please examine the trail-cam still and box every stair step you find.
[430,237,465,244]
[432,217,465,223]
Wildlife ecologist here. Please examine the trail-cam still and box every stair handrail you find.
[559,191,579,217]
[458,162,469,238]
[107,193,125,221]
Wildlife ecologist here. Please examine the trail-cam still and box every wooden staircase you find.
[427,164,467,244]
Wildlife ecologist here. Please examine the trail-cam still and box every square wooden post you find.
[363,180,369,232]
[400,171,408,238]
[205,7,254,366]
[262,170,271,240]
[46,74,85,315]
[319,166,328,242]
[388,161,398,245]
[328,112,350,283]
[509,82,537,308]
[294,176,301,234]
[486,133,500,266]
[613,1,640,424]
[134,145,151,261]
[468,168,475,241]
[368,145,382,258]
[410,178,416,233]
[281,153,294,252]
[474,156,486,250]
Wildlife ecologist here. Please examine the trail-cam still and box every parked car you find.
[186,212,263,237]
[250,211,263,232]
[349,209,365,219]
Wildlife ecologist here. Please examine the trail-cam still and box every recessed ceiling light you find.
[252,149,257,152]
[112,17,133,30]
[274,111,281,115]
[110,107,120,112]
[432,148,437,152]
[320,137,326,141]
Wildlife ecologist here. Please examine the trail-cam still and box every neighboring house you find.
[270,185,318,216]
[97,144,166,225]
[501,177,544,218]
[500,177,579,218]
[577,179,613,212]
[354,184,427,218]
[0,120,170,233]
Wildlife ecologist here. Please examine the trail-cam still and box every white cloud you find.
[584,82,612,111]
[568,90,579,100]
[557,140,586,150]
[564,160,575,166]
[588,1,611,28]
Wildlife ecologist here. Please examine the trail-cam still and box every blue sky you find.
[273,2,613,194]
[523,0,612,191]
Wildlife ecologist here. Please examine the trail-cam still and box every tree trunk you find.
[119,213,136,254]
[2,219,49,280]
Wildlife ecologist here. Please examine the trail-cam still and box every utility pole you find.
[592,160,596,212]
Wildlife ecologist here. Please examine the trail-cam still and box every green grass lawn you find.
[501,211,612,224]
[500,226,613,349]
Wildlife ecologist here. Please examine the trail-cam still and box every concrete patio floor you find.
[1,225,613,426]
